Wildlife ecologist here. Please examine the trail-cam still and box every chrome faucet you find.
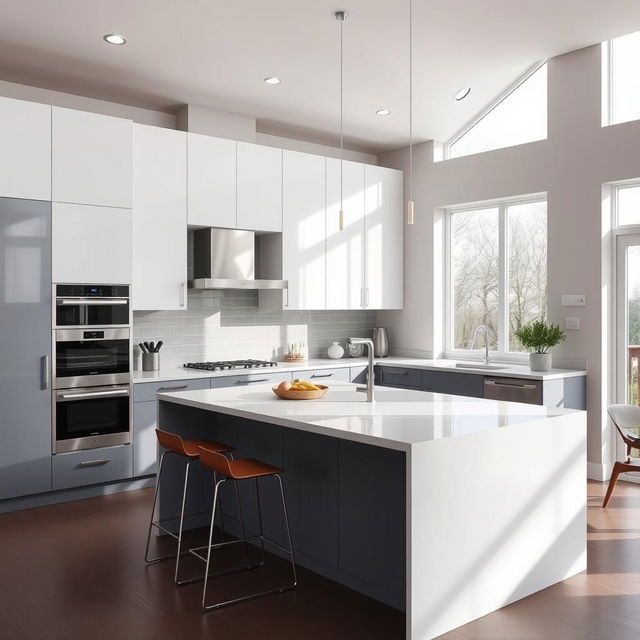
[347,337,375,403]
[469,325,491,365]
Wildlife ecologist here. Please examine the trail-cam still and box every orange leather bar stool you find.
[181,445,297,611]
[145,429,242,584]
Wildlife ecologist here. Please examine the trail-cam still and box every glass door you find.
[616,234,640,455]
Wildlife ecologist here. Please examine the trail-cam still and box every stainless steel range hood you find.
[189,228,287,290]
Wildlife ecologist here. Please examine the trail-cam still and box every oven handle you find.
[57,298,129,306]
[57,388,130,401]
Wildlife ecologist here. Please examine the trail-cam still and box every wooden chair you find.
[603,404,640,507]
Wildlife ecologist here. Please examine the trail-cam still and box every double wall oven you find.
[53,285,132,454]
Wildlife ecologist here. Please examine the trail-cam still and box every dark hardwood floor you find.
[0,480,639,639]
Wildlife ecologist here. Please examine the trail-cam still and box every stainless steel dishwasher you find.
[483,376,542,405]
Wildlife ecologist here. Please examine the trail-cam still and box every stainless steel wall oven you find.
[52,284,131,454]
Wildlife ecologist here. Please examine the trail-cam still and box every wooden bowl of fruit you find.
[273,379,329,400]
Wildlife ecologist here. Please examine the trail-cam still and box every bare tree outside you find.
[451,200,547,353]
[508,201,547,350]
[452,207,499,350]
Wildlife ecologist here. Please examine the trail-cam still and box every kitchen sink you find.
[454,362,511,371]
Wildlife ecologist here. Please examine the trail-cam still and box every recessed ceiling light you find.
[264,76,281,85]
[376,109,391,116]
[103,34,126,45]
[454,86,471,101]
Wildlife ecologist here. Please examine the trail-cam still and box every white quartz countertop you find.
[158,382,580,451]
[133,356,586,384]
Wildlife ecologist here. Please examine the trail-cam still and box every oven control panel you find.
[56,284,129,298]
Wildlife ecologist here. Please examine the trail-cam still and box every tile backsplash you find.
[133,290,377,369]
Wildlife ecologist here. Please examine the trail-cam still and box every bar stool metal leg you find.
[275,473,298,587]
[197,473,298,611]
[144,451,168,564]
[173,458,193,582]
[202,477,226,609]
[254,478,265,566]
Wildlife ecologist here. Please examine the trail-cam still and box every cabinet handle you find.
[311,373,333,378]
[158,384,189,391]
[283,289,289,308]
[365,287,370,307]
[41,355,49,390]
[236,378,269,384]
[78,459,111,467]
[485,380,537,390]
[180,282,186,307]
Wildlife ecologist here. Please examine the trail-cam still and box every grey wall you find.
[133,290,377,369]
[377,43,638,479]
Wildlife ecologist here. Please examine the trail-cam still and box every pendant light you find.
[335,10,348,231]
[407,0,415,225]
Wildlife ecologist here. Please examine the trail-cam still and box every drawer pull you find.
[485,380,537,390]
[311,373,333,378]
[78,459,111,467]
[386,370,409,375]
[236,378,269,384]
[158,384,189,391]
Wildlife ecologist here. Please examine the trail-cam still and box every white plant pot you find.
[529,352,552,372]
[327,341,344,359]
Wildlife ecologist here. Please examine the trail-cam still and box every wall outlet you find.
[562,294,586,306]
[565,317,580,330]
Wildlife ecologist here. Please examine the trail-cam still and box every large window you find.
[446,63,547,159]
[604,31,640,126]
[447,197,547,357]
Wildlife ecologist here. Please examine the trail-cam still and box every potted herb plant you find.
[514,320,566,372]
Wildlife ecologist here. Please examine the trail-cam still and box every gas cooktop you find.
[183,360,278,371]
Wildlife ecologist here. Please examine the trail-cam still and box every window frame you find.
[444,194,547,363]
[444,60,548,160]
[613,180,640,228]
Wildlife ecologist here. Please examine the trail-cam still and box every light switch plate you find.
[562,294,586,306]
[565,317,580,330]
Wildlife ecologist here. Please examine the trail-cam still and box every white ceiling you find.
[1,1,640,153]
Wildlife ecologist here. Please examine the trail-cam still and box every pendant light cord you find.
[340,14,344,215]
[409,0,413,204]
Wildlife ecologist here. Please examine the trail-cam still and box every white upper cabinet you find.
[52,107,132,208]
[52,202,132,284]
[282,150,326,310]
[364,165,403,309]
[326,158,366,309]
[237,142,282,232]
[187,133,236,228]
[133,124,187,310]
[0,97,51,201]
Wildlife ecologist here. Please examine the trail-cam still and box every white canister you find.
[328,342,345,359]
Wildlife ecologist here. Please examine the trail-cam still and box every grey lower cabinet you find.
[377,365,586,409]
[52,445,132,491]
[0,198,53,501]
[133,377,210,476]
[421,369,484,398]
[375,366,422,389]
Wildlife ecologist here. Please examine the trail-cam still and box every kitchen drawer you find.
[133,377,210,403]
[210,371,291,388]
[292,367,350,382]
[422,370,485,398]
[377,366,422,389]
[52,445,132,490]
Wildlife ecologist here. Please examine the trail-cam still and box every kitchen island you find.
[157,383,586,640]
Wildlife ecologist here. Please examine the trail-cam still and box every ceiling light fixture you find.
[336,10,348,232]
[376,109,391,116]
[454,86,471,101]
[264,76,281,85]
[407,0,414,225]
[103,34,126,45]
